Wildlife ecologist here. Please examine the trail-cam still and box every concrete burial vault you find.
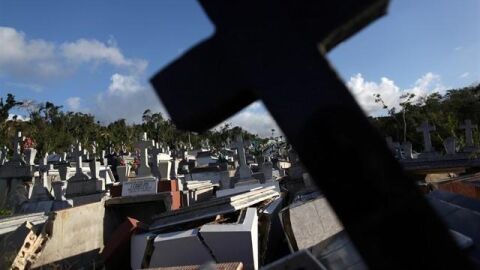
[150,0,473,269]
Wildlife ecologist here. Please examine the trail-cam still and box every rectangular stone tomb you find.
[199,207,259,270]
[149,228,214,268]
[121,178,158,197]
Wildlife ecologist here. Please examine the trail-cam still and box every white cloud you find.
[346,72,445,115]
[61,39,147,73]
[66,97,81,111]
[216,101,281,138]
[408,72,445,98]
[454,46,463,51]
[94,73,165,124]
[347,73,401,114]
[0,26,63,79]
[460,72,470,79]
[107,73,143,95]
[0,26,147,82]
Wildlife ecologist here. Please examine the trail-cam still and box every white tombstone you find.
[24,148,37,166]
[460,119,478,151]
[135,133,155,178]
[0,146,7,165]
[71,142,89,180]
[12,131,25,162]
[416,121,436,153]
[402,141,413,159]
[443,137,457,155]
[230,135,253,179]
[262,157,273,182]
[149,143,172,180]
[116,165,129,182]
[121,133,158,197]
[200,207,259,270]
[131,232,158,269]
[29,153,53,201]
[149,229,214,268]
[65,142,103,198]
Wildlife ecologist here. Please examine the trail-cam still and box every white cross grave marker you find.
[230,134,252,179]
[416,121,436,153]
[460,119,477,148]
[136,132,155,178]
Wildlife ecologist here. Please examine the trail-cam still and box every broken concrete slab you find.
[32,201,108,268]
[0,212,48,236]
[150,187,279,231]
[200,208,258,270]
[216,182,279,198]
[258,197,289,265]
[280,195,343,251]
[149,228,214,268]
[131,232,158,270]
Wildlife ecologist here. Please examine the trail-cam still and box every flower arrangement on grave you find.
[22,137,36,149]
[131,158,140,170]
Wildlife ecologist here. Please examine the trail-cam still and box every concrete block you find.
[216,182,279,198]
[280,196,342,251]
[200,208,258,270]
[131,232,157,270]
[150,229,214,268]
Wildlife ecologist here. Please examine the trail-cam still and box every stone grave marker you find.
[262,157,274,182]
[28,153,52,201]
[0,131,36,209]
[230,134,253,180]
[121,133,158,197]
[149,143,163,179]
[136,133,154,178]
[416,121,436,153]
[401,141,413,159]
[443,137,457,156]
[65,142,103,198]
[460,119,478,152]
[0,146,7,165]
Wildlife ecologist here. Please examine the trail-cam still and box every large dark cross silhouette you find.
[151,1,471,268]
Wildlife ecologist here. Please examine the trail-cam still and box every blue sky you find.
[0,0,479,136]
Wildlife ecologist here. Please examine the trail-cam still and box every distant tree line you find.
[0,94,266,159]
[2,83,479,158]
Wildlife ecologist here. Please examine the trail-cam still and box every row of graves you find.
[0,131,116,214]
[1,130,356,269]
[387,119,480,176]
